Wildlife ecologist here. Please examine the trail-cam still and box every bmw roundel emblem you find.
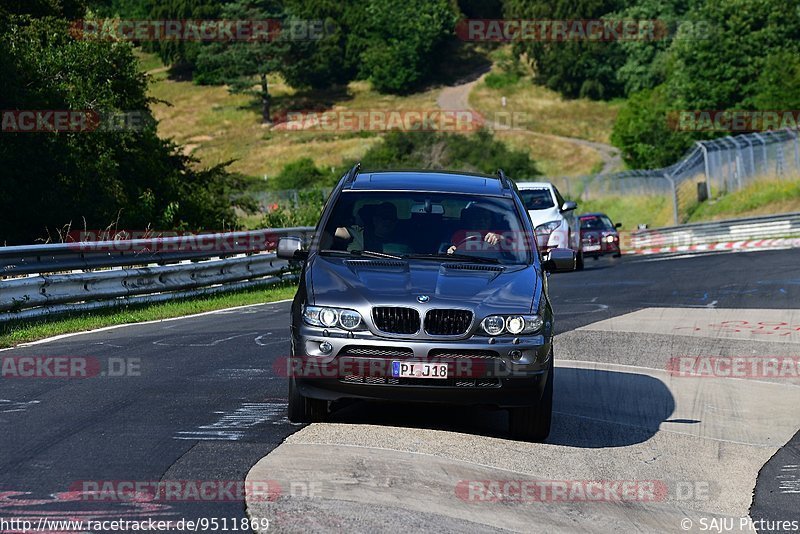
[417,295,430,303]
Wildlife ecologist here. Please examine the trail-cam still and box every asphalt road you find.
[1,247,798,533]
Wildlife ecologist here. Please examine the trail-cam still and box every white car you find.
[516,182,584,270]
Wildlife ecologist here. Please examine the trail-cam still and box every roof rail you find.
[496,168,512,189]
[344,162,361,186]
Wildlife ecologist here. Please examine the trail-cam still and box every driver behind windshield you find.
[447,205,504,255]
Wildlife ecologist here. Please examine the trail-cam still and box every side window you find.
[552,187,565,210]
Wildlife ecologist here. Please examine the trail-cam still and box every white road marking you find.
[152,332,259,347]
[174,401,297,441]
[0,299,293,352]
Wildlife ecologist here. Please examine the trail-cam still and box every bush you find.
[359,130,540,179]
[270,158,329,190]
[610,86,695,169]
[260,189,328,228]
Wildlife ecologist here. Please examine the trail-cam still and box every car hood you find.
[527,206,563,228]
[309,256,537,313]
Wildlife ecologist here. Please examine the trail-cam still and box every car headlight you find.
[535,220,562,235]
[338,309,362,330]
[481,314,543,335]
[303,305,363,330]
[481,316,505,336]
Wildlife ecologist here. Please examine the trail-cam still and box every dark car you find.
[579,213,622,259]
[277,165,575,441]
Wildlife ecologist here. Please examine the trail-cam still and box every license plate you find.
[391,361,448,379]
[584,244,601,251]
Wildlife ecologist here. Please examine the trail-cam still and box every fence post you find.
[753,132,768,175]
[664,173,679,225]
[743,135,756,176]
[789,128,800,173]
[696,141,711,198]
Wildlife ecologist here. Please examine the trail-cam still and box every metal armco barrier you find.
[627,212,800,251]
[0,227,315,323]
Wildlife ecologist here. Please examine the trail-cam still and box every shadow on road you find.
[326,367,675,448]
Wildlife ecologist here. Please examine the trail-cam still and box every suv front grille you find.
[424,309,473,336]
[340,346,414,358]
[428,349,499,359]
[372,307,420,335]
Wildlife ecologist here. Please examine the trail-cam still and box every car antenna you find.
[344,162,361,185]
[496,168,512,190]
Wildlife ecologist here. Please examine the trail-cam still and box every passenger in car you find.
[334,202,408,254]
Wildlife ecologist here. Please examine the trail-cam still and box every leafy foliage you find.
[0,14,243,244]
[347,0,458,94]
[610,86,694,168]
[269,157,330,189]
[504,0,627,100]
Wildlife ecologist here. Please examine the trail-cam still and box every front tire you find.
[575,250,585,270]
[508,352,553,442]
[288,377,328,423]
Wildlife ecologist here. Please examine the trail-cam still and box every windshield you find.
[520,188,556,210]
[318,191,532,264]
[580,215,615,230]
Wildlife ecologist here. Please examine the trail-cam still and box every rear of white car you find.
[517,182,584,270]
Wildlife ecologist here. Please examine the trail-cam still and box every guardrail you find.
[0,227,315,323]
[627,212,800,252]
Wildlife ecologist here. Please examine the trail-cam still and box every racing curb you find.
[623,237,800,256]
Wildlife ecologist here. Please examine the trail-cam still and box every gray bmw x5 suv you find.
[277,165,575,441]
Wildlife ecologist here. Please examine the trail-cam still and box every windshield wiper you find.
[319,249,404,260]
[404,252,500,264]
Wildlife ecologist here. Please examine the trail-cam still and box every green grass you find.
[0,283,297,348]
[578,194,673,231]
[687,178,800,222]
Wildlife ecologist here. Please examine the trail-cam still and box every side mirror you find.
[561,201,577,212]
[615,222,622,229]
[542,247,576,272]
[277,236,307,260]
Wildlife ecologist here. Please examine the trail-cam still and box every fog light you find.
[509,349,522,361]
[319,341,333,354]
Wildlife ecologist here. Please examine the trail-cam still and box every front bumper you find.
[291,326,552,408]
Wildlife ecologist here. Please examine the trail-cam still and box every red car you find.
[579,213,622,259]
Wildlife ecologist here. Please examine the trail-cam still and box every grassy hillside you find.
[138,48,618,181]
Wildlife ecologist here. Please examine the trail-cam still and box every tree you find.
[504,0,626,100]
[610,85,694,168]
[146,0,228,73]
[667,0,800,110]
[194,0,286,123]
[610,0,695,96]
[277,0,353,90]
[748,50,800,111]
[0,13,242,244]
[347,0,458,94]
